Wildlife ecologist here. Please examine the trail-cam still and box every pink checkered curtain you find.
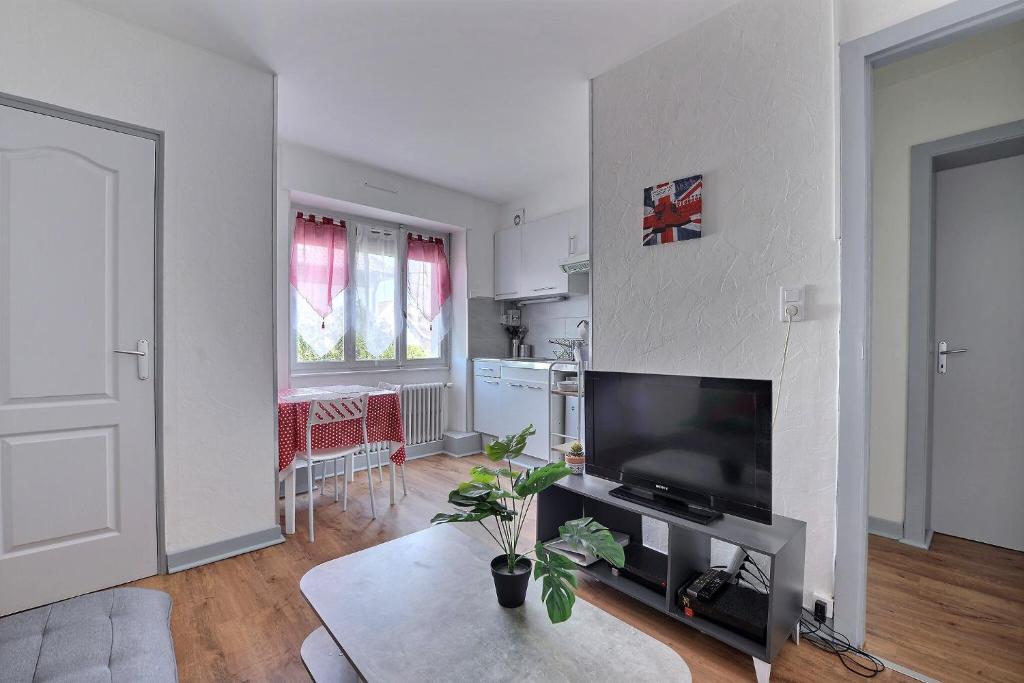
[406,234,452,340]
[290,213,349,322]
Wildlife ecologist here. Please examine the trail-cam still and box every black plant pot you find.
[490,555,532,608]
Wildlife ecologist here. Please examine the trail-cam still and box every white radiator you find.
[400,382,449,446]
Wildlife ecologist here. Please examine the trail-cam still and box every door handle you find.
[937,340,966,374]
[114,339,150,380]
[532,286,556,292]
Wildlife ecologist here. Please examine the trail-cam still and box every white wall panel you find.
[591,0,838,603]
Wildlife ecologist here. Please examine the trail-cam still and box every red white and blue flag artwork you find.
[643,174,703,247]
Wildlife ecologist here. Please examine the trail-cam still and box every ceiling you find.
[74,0,738,204]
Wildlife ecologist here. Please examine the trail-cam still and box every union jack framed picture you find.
[643,174,703,247]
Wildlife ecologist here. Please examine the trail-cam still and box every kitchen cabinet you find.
[473,375,502,438]
[566,206,589,258]
[521,214,569,297]
[473,358,502,438]
[473,360,566,460]
[493,228,521,300]
[494,208,588,302]
[499,378,550,458]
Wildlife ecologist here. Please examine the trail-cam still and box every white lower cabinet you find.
[474,362,563,461]
[473,374,502,438]
[499,375,558,460]
[499,379,548,458]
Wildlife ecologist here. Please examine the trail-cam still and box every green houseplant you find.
[431,425,625,623]
[564,441,585,474]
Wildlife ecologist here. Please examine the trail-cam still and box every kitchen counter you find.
[472,357,563,371]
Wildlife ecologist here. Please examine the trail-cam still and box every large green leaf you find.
[483,424,536,462]
[557,517,626,568]
[469,466,498,484]
[471,465,522,485]
[514,461,571,497]
[430,511,491,524]
[448,485,491,508]
[533,541,578,623]
[454,480,522,503]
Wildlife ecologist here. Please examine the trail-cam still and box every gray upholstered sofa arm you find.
[0,588,177,682]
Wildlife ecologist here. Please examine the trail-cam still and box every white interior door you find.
[0,103,158,614]
[930,153,1024,551]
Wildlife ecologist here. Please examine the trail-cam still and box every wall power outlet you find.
[813,591,833,619]
[779,286,805,322]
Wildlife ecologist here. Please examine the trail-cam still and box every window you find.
[406,235,451,361]
[291,212,451,373]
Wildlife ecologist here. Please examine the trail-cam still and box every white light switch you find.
[779,286,805,322]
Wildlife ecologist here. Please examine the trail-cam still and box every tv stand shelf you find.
[538,474,805,682]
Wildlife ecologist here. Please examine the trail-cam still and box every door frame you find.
[0,91,168,573]
[903,120,1024,549]
[835,0,1024,646]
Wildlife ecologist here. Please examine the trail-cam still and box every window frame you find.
[289,208,450,377]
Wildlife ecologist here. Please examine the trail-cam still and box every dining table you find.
[278,384,407,534]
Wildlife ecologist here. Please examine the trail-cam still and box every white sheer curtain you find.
[353,224,402,358]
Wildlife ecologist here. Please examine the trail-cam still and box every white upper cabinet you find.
[494,207,588,301]
[494,228,522,300]
[566,206,589,257]
[521,213,569,297]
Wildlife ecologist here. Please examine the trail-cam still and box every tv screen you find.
[584,371,772,524]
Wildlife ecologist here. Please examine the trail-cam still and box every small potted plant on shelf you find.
[564,441,585,475]
[431,425,624,623]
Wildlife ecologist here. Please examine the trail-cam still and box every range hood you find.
[558,252,590,274]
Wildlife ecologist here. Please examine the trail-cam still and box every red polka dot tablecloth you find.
[278,385,407,471]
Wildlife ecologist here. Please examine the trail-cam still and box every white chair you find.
[377,382,407,498]
[295,394,375,541]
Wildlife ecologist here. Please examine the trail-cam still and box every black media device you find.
[685,569,731,602]
[584,371,772,525]
[610,543,668,595]
[678,576,769,645]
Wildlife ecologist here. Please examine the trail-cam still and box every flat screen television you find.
[584,371,772,525]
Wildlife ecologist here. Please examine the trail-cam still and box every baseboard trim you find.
[868,516,903,540]
[406,441,444,458]
[166,526,284,574]
[875,657,941,683]
[900,528,934,550]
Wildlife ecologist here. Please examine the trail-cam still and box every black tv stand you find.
[609,485,723,525]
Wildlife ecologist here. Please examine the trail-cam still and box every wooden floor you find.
[866,532,1024,682]
[132,454,914,682]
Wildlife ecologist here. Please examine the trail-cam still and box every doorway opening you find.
[861,21,1024,681]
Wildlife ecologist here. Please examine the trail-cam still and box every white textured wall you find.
[499,183,589,231]
[838,0,958,41]
[276,142,501,432]
[591,0,838,603]
[0,0,276,553]
[869,21,1024,523]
